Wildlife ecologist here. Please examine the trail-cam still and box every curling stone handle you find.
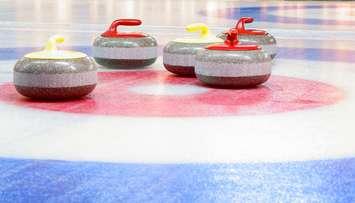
[236,17,254,31]
[113,19,142,27]
[225,28,239,47]
[186,23,210,39]
[206,28,259,51]
[44,35,64,51]
[235,17,266,35]
[106,19,142,34]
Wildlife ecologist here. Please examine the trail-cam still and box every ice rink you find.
[0,0,354,202]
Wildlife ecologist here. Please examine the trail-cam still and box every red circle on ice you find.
[0,70,344,117]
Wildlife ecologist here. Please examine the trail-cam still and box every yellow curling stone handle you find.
[25,35,87,59]
[44,35,65,51]
[186,23,210,39]
[173,23,223,43]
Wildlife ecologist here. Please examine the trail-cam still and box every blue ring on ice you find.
[200,5,355,26]
[0,157,353,202]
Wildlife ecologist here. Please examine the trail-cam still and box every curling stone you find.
[14,35,97,99]
[218,17,277,59]
[163,23,223,76]
[93,19,158,69]
[195,29,272,88]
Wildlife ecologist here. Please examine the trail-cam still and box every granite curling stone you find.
[14,35,97,99]
[163,23,223,76]
[93,19,158,69]
[218,17,277,59]
[195,29,272,88]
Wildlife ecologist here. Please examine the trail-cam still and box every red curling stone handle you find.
[235,17,266,35]
[207,28,260,51]
[226,29,239,47]
[101,19,145,38]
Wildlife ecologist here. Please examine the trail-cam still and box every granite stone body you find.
[195,49,272,87]
[163,41,218,76]
[14,57,97,99]
[93,35,158,69]
[218,33,277,59]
